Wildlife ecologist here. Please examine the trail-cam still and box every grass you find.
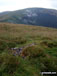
[0,22,57,76]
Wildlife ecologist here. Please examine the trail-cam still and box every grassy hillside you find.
[0,23,57,76]
[0,8,57,28]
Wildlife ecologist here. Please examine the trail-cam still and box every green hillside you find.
[0,23,57,76]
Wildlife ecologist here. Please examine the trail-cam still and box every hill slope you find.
[0,23,57,76]
[0,8,57,28]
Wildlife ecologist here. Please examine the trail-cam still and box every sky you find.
[0,0,57,12]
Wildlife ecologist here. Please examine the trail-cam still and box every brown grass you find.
[0,22,57,42]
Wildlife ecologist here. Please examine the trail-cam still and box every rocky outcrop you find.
[10,43,37,56]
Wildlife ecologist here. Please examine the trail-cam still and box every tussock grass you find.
[0,23,57,76]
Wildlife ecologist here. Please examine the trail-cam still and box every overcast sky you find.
[0,0,57,12]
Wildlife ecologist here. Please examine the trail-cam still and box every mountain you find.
[0,8,57,28]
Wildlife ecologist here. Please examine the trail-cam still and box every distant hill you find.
[0,8,57,28]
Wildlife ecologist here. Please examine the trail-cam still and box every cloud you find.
[49,0,57,9]
[0,0,57,12]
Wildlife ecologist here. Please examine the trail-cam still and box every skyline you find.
[0,0,57,12]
